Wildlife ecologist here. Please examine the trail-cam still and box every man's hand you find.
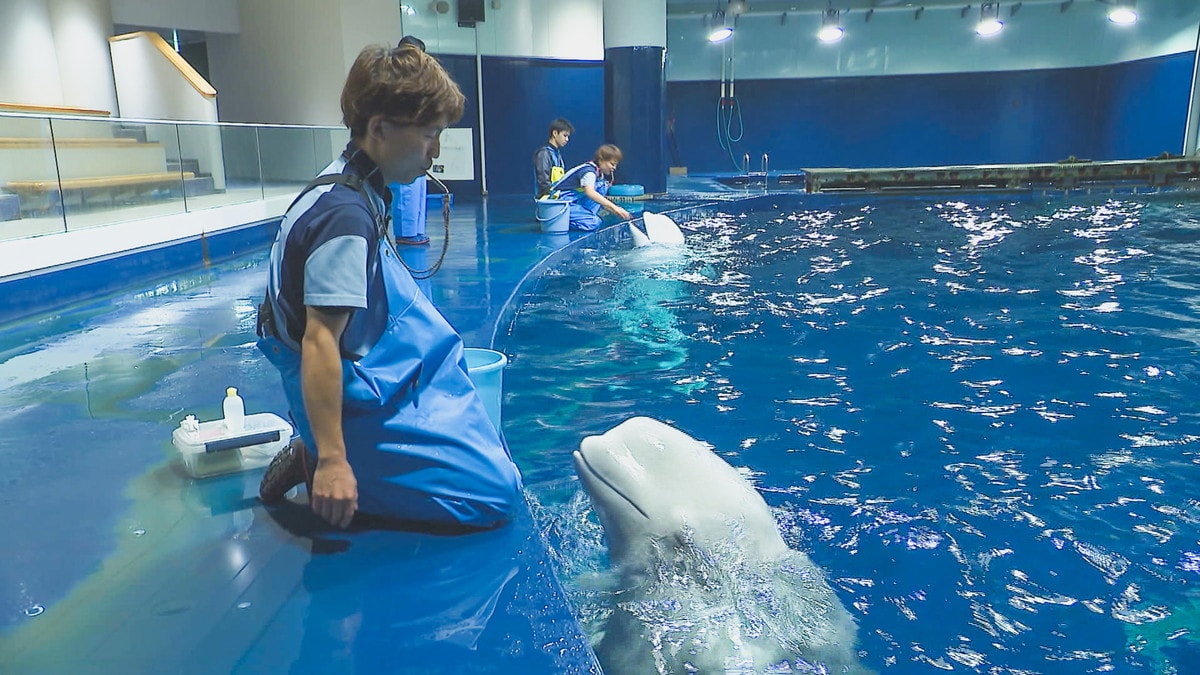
[311,456,358,528]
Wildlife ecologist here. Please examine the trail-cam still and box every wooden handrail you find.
[0,102,111,117]
[7,171,196,193]
[109,31,217,99]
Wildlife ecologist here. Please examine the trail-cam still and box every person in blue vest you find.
[551,144,631,231]
[390,35,431,246]
[254,43,522,533]
[532,118,573,199]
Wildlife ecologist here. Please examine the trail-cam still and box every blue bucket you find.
[535,199,569,233]
[464,347,507,431]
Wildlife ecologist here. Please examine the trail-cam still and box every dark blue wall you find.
[667,52,1196,173]
[431,55,483,198]
[438,50,1194,191]
[436,55,605,198]
[480,57,605,197]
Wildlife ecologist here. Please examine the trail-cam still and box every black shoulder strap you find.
[550,161,592,192]
[285,172,366,213]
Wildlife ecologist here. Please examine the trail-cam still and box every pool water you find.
[500,192,1200,673]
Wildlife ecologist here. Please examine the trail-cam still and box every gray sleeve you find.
[304,235,369,309]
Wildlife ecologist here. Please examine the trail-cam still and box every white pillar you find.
[49,0,118,114]
[602,0,666,50]
[0,0,64,107]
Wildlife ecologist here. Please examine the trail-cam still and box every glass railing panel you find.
[0,115,67,241]
[52,117,187,232]
[218,125,265,204]
[177,123,261,210]
[258,126,328,200]
[315,127,349,168]
[0,114,347,246]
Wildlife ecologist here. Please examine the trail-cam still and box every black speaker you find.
[457,0,485,27]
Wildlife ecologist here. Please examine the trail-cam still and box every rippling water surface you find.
[502,193,1200,673]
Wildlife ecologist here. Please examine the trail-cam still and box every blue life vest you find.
[551,161,610,211]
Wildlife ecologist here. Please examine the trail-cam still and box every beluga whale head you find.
[573,416,871,674]
[574,416,788,566]
[629,211,686,248]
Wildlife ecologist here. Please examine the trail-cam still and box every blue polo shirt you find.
[266,144,393,360]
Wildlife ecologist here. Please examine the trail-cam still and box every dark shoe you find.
[396,234,430,246]
[259,439,308,503]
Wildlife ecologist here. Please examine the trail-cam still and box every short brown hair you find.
[594,144,623,163]
[340,44,466,138]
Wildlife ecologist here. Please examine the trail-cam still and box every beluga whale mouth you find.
[573,416,873,675]
[572,448,650,523]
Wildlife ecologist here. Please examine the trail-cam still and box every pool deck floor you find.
[0,189,736,674]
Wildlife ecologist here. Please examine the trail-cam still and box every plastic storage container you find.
[172,412,292,478]
[607,183,645,198]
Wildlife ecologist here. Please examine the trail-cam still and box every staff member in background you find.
[532,118,573,199]
[390,35,432,246]
[255,42,522,533]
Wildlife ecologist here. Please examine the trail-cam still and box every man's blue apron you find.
[258,184,521,530]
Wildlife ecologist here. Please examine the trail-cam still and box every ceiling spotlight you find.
[707,9,734,43]
[818,8,845,43]
[976,2,1004,36]
[708,25,734,42]
[1107,1,1137,25]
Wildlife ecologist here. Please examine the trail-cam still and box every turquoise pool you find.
[501,191,1200,673]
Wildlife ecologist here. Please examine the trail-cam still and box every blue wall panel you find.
[1094,53,1194,160]
[605,46,666,194]
[667,52,1195,173]
[431,54,483,199]
[480,57,605,197]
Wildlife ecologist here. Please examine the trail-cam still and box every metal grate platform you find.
[802,156,1200,193]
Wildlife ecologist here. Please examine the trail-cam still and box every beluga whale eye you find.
[573,416,868,675]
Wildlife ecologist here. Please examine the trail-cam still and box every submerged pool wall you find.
[0,219,280,327]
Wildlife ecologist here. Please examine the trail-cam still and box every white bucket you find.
[464,347,507,432]
[535,199,570,233]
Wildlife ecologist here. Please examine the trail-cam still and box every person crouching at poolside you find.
[255,43,522,533]
[550,144,631,232]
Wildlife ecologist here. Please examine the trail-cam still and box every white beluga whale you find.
[573,417,870,674]
[629,211,686,248]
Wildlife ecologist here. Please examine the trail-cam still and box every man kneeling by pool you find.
[255,42,522,533]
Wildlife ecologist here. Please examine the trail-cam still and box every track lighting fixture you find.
[818,8,844,43]
[976,2,1004,36]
